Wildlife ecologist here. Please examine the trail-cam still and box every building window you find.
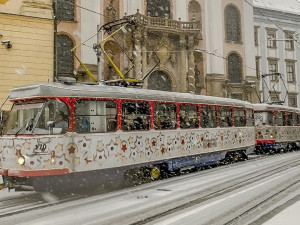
[147,0,170,18]
[268,60,278,81]
[256,57,260,79]
[267,30,277,48]
[285,32,294,50]
[228,53,242,83]
[288,96,297,107]
[254,26,259,46]
[56,0,74,21]
[148,70,172,91]
[286,64,295,83]
[57,35,74,75]
[188,0,201,22]
[225,5,241,42]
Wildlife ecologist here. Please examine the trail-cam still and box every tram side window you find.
[275,112,284,126]
[122,101,150,131]
[246,109,254,126]
[266,112,274,125]
[293,113,297,126]
[201,105,216,128]
[234,108,246,127]
[286,112,296,126]
[75,100,117,133]
[219,107,232,127]
[154,103,177,130]
[37,99,69,134]
[179,104,199,129]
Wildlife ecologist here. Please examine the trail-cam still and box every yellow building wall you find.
[0,0,53,111]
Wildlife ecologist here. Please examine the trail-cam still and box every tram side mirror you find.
[47,121,62,134]
[47,121,55,127]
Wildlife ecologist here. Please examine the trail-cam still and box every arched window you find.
[148,70,172,91]
[188,0,201,22]
[57,0,74,21]
[57,35,74,75]
[228,53,242,83]
[147,0,170,18]
[225,5,241,42]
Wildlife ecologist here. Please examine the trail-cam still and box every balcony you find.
[127,13,202,39]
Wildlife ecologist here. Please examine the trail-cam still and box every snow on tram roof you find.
[9,82,253,108]
[253,103,300,112]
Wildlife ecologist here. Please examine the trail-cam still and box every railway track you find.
[1,152,300,225]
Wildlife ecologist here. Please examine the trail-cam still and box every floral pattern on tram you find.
[255,126,300,143]
[0,127,254,172]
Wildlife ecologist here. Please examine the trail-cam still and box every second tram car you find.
[254,104,300,153]
[0,82,255,191]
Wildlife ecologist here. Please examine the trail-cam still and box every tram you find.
[254,103,300,153]
[0,81,255,191]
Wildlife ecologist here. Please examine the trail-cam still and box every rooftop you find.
[253,0,300,15]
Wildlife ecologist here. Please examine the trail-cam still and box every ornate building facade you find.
[56,0,258,102]
[0,0,54,111]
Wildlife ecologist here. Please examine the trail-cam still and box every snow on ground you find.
[263,201,300,225]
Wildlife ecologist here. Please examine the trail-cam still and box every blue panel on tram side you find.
[170,152,225,171]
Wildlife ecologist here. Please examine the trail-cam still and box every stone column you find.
[133,31,143,79]
[180,34,187,92]
[187,36,196,93]
[141,32,147,78]
[133,12,143,79]
[125,31,133,77]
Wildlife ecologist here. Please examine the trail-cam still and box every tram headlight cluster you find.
[51,151,55,164]
[18,156,25,165]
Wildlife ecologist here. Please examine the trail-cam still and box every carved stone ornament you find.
[155,37,170,65]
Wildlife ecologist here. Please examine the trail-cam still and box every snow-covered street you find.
[1,152,300,225]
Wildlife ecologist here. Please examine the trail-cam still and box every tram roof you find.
[9,82,253,108]
[253,103,300,112]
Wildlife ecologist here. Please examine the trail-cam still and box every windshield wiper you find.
[15,118,34,136]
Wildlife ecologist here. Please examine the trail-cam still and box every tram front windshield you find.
[3,99,69,135]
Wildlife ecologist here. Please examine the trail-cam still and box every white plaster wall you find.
[124,0,142,15]
[205,0,225,75]
[81,0,101,64]
[243,0,256,78]
[174,0,187,21]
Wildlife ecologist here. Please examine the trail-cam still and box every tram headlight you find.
[270,134,274,139]
[18,156,25,165]
[50,151,55,164]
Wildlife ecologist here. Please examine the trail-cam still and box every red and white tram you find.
[0,81,255,191]
[254,104,300,154]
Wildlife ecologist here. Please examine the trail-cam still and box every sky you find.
[253,0,300,15]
